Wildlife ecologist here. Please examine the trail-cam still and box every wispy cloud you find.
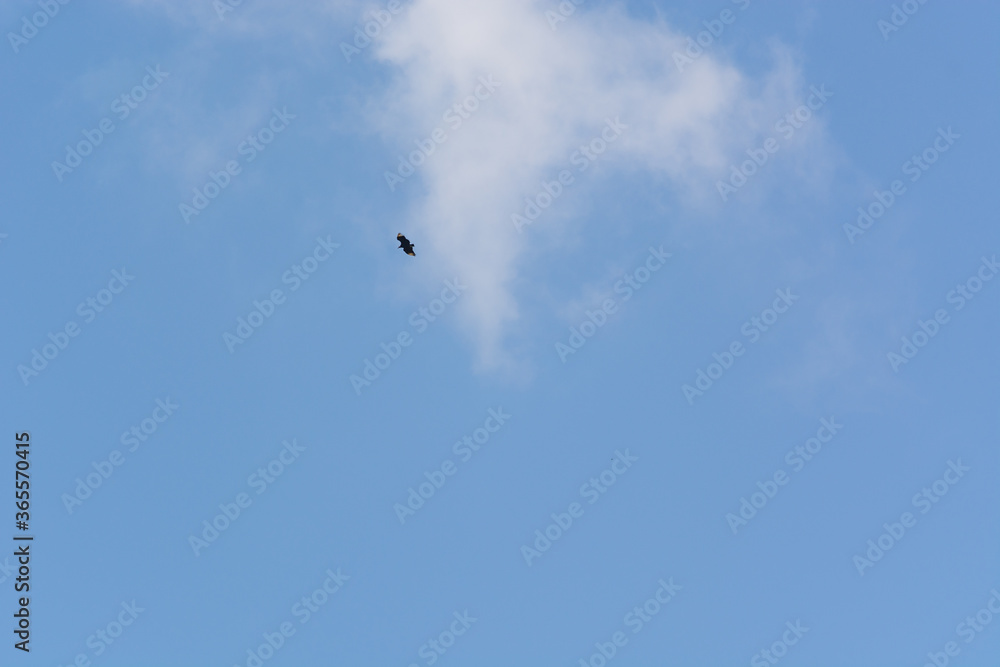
[368,0,822,370]
[110,0,834,373]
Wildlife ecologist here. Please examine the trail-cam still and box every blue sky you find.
[2,0,998,665]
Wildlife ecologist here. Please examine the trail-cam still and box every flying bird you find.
[397,233,415,256]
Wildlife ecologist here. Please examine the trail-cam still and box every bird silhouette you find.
[397,233,415,256]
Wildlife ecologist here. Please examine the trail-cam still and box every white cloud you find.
[369,0,817,371]
[108,0,832,373]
